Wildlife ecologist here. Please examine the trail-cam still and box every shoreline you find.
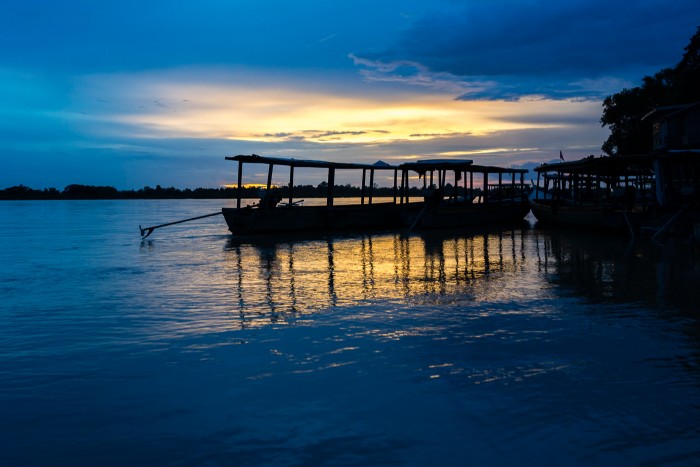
[0,184,427,201]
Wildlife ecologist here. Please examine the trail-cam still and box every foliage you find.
[0,183,425,200]
[601,26,700,155]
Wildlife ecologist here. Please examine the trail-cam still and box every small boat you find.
[221,154,405,236]
[528,154,656,233]
[398,159,530,229]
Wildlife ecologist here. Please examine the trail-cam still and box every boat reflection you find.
[223,228,528,327]
[533,229,700,314]
[222,224,700,329]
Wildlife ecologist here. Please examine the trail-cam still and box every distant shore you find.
[0,184,426,200]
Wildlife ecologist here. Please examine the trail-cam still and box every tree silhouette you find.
[601,26,700,155]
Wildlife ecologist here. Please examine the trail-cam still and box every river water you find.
[1,199,699,466]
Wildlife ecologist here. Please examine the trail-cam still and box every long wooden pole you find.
[361,168,366,205]
[140,211,223,238]
[236,161,243,209]
[327,168,335,206]
[289,166,295,206]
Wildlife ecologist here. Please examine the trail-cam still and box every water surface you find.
[1,200,699,465]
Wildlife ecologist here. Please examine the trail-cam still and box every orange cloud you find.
[74,68,590,146]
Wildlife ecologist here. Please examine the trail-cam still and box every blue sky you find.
[1,0,698,189]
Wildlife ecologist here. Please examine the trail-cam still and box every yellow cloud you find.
[81,70,580,145]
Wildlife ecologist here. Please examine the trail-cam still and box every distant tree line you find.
[601,25,700,155]
[0,183,426,200]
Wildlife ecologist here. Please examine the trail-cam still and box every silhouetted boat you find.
[529,152,700,237]
[222,154,404,236]
[528,155,656,233]
[398,159,530,229]
[221,155,531,237]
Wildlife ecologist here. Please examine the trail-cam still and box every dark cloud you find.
[490,112,602,127]
[257,129,393,142]
[263,132,297,138]
[353,1,699,100]
[306,130,370,139]
[409,132,471,138]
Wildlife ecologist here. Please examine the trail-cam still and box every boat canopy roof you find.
[534,154,654,175]
[400,159,526,175]
[399,159,473,170]
[468,164,528,174]
[226,154,398,170]
[227,154,528,176]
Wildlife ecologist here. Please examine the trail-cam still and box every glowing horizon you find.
[74,70,585,146]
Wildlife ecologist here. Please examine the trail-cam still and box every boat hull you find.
[223,200,531,237]
[402,201,530,229]
[528,198,640,231]
[222,202,402,236]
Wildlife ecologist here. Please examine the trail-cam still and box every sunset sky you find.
[1,1,698,189]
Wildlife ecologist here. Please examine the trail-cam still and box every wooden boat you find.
[141,155,532,238]
[528,155,656,233]
[398,159,530,229]
[221,154,405,236]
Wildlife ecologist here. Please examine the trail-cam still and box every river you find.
[1,199,699,465]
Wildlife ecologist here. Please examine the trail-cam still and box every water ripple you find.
[1,200,699,465]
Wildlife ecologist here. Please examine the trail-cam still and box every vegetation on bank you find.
[0,183,428,200]
[601,26,700,155]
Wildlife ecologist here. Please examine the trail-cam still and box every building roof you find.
[534,154,653,175]
[642,102,700,122]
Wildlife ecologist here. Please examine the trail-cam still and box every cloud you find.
[72,67,584,145]
[349,55,630,101]
[351,0,699,100]
[6,1,657,189]
[259,129,393,142]
[0,65,611,188]
[350,54,497,97]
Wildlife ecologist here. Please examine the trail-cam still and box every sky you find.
[1,0,698,189]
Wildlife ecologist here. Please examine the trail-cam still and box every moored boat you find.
[398,159,530,229]
[141,154,534,238]
[221,154,404,236]
[529,151,700,237]
[528,154,656,234]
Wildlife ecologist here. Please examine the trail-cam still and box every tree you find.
[601,26,700,155]
[600,86,654,156]
[674,26,700,103]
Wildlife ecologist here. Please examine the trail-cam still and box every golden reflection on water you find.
[223,229,528,327]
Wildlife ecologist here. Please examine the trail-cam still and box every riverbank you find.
[0,183,425,200]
